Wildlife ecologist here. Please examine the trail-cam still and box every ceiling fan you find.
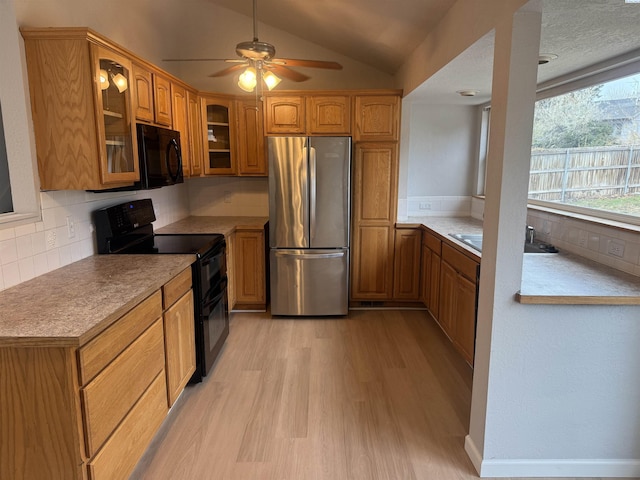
[163,0,342,92]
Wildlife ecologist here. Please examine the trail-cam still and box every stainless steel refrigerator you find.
[268,136,351,316]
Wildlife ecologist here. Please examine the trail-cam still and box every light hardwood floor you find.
[131,310,613,480]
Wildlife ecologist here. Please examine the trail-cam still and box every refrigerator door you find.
[270,248,349,316]
[268,137,309,248]
[308,137,351,248]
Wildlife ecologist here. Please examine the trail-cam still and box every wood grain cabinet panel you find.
[393,228,422,300]
[307,95,350,134]
[132,63,154,123]
[264,95,305,134]
[233,230,266,309]
[236,99,267,176]
[171,83,190,177]
[421,231,442,318]
[187,90,204,177]
[153,73,172,127]
[351,225,395,300]
[437,243,479,366]
[163,267,192,308]
[353,143,398,224]
[353,95,400,142]
[21,29,140,190]
[201,95,237,175]
[164,290,196,406]
[81,319,165,457]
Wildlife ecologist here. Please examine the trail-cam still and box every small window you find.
[529,72,640,221]
[0,103,14,214]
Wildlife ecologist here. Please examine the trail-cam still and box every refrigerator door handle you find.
[274,250,345,259]
[309,146,317,243]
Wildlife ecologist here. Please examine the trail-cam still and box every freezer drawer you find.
[270,249,348,316]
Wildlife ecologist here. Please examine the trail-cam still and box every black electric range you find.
[94,199,228,383]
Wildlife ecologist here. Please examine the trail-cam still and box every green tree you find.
[532,85,617,149]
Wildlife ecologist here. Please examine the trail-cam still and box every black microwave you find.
[136,123,183,189]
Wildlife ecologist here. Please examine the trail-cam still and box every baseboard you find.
[464,435,640,477]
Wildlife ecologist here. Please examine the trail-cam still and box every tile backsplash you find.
[0,184,189,292]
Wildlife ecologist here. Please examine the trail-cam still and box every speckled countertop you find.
[157,216,268,236]
[399,216,640,305]
[0,255,194,347]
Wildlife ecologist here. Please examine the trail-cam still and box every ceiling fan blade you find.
[209,63,249,77]
[265,64,310,82]
[271,58,343,70]
[163,58,231,62]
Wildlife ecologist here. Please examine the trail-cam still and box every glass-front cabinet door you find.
[93,45,139,184]
[202,96,236,175]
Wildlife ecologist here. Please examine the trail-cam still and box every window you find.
[0,103,13,214]
[529,71,640,222]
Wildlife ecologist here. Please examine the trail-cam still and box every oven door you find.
[200,277,229,378]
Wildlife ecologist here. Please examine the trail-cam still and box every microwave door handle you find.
[166,138,182,181]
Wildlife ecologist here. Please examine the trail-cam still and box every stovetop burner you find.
[118,233,225,256]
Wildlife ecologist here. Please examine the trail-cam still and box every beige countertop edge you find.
[0,255,194,348]
[399,217,640,304]
[516,292,640,305]
[156,216,268,237]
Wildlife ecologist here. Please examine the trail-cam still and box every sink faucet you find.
[526,225,535,244]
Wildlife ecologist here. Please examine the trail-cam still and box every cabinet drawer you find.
[422,230,441,254]
[78,290,162,385]
[81,319,165,457]
[442,243,478,282]
[163,267,192,309]
[87,372,168,480]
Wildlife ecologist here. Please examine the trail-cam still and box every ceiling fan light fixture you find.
[263,71,281,90]
[110,72,128,93]
[99,69,109,90]
[238,66,258,92]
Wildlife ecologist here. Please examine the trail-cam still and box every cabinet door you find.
[233,230,266,308]
[351,225,395,300]
[171,83,190,178]
[153,73,172,127]
[353,95,400,142]
[307,95,350,134]
[353,143,398,224]
[187,90,203,177]
[393,228,422,300]
[428,252,441,319]
[421,244,432,305]
[236,99,267,176]
[164,290,196,407]
[453,274,476,365]
[132,63,154,123]
[94,46,139,185]
[438,260,456,338]
[202,96,237,175]
[264,96,305,134]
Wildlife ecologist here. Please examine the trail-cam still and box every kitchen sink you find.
[449,233,558,254]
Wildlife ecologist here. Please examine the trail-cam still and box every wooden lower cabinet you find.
[421,231,442,318]
[438,243,479,366]
[393,228,422,300]
[164,289,196,407]
[232,229,266,310]
[0,269,196,480]
[351,225,395,300]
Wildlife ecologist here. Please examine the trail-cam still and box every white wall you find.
[399,102,478,217]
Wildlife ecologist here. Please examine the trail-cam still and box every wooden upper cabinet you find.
[153,73,172,127]
[307,95,350,134]
[202,95,237,175]
[354,95,400,142]
[21,29,140,190]
[132,63,154,123]
[264,95,305,134]
[171,83,190,177]
[236,99,267,176]
[187,90,203,177]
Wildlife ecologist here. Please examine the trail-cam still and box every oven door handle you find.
[203,277,228,310]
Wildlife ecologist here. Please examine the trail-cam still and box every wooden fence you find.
[529,145,640,201]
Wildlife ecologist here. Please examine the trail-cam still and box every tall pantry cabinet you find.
[350,94,402,302]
